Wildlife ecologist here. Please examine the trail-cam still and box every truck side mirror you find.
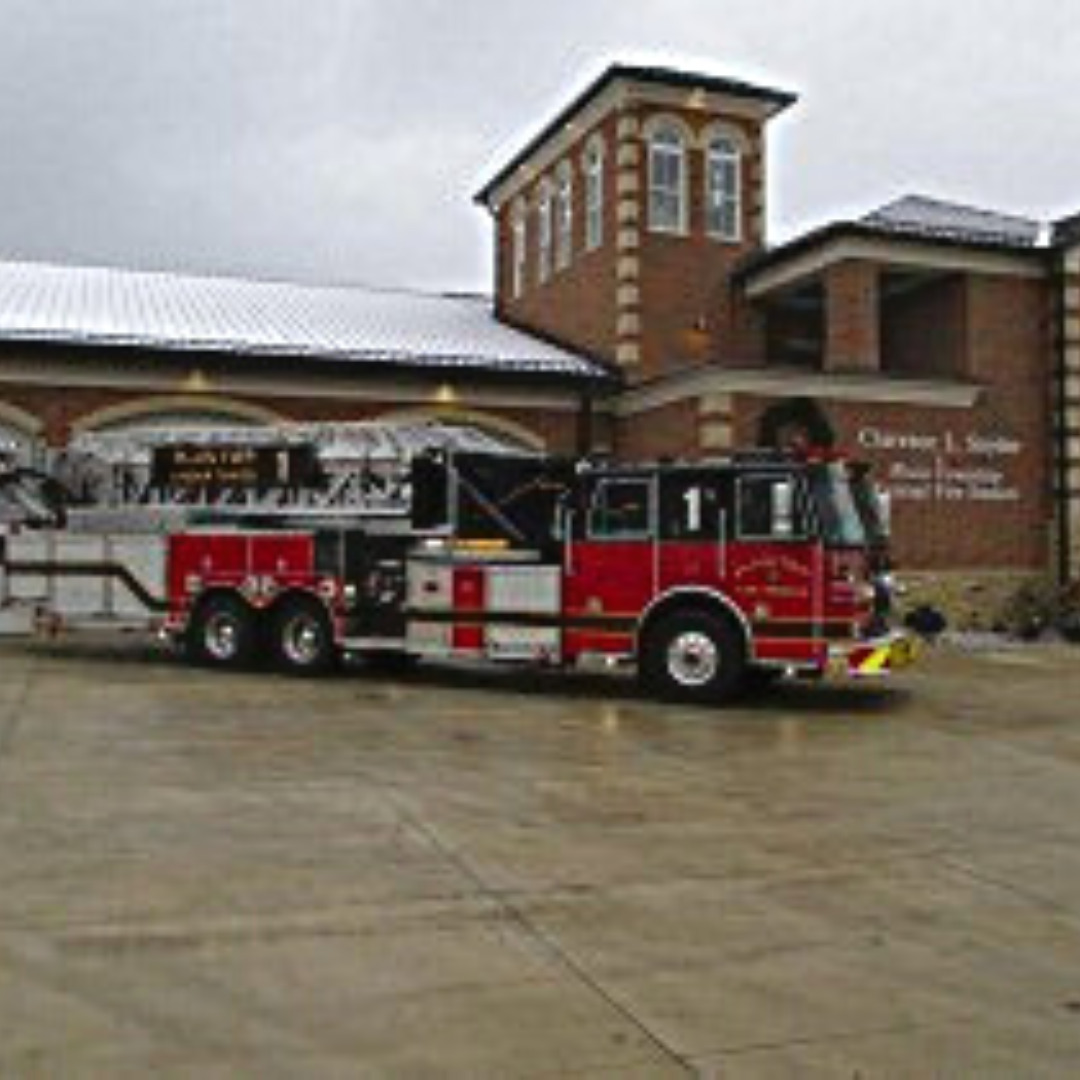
[876,485,892,538]
[771,479,795,539]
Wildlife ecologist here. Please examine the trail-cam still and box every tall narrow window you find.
[583,139,605,252]
[706,136,742,242]
[555,164,573,270]
[536,182,553,283]
[648,124,686,234]
[510,204,527,299]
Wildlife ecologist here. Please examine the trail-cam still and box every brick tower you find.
[475,64,796,384]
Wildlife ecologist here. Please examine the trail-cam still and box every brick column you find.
[824,261,881,373]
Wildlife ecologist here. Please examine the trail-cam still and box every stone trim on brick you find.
[1060,251,1080,577]
[616,255,640,282]
[70,394,289,434]
[698,420,734,452]
[0,398,45,438]
[696,392,734,453]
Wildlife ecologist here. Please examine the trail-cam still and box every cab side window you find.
[588,478,652,540]
[737,475,807,540]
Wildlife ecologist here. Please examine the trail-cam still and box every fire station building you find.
[1,63,1078,623]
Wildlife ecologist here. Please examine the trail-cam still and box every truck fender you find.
[635,587,754,663]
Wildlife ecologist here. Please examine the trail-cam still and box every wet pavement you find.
[2,637,1080,1077]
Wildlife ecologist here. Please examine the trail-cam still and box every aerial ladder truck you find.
[0,420,916,703]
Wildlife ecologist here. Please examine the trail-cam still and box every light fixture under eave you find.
[181,367,211,393]
[434,383,459,405]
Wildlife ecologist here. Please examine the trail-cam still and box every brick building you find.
[0,264,612,460]
[476,64,1080,622]
[2,61,1078,621]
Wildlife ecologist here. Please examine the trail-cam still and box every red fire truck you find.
[0,422,916,703]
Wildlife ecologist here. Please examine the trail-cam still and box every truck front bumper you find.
[830,630,921,679]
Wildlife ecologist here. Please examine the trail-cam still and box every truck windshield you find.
[848,465,889,546]
[809,463,866,548]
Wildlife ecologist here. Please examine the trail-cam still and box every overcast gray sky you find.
[0,0,1077,292]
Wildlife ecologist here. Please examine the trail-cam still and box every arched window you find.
[536,181,553,283]
[647,123,687,234]
[583,137,605,252]
[706,135,742,242]
[510,200,527,298]
[555,163,573,270]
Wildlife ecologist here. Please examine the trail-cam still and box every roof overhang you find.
[738,226,1047,302]
[616,364,983,418]
[475,64,797,213]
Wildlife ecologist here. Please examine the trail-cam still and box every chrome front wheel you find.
[641,610,746,704]
[666,630,721,688]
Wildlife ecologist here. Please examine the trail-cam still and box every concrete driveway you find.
[2,638,1080,1077]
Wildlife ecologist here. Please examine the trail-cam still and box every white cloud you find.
[0,0,1076,286]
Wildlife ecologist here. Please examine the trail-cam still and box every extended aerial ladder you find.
[1,420,553,631]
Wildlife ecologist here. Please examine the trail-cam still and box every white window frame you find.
[647,123,687,235]
[536,181,553,284]
[555,164,573,271]
[706,135,742,243]
[510,203,527,299]
[583,137,605,252]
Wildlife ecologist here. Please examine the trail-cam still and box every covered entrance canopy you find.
[735,196,1045,381]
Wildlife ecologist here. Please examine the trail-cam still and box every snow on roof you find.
[863,195,1041,249]
[0,258,609,381]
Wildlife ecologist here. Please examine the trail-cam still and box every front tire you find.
[186,593,259,670]
[269,595,338,676]
[640,610,746,705]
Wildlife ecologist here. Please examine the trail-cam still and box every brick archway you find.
[70,394,287,435]
[375,407,545,450]
[0,400,44,463]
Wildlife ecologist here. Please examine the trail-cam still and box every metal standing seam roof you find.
[862,195,1041,248]
[0,258,611,382]
[736,194,1046,286]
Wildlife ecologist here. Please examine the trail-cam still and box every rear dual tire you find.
[268,596,339,676]
[185,593,259,670]
[185,592,338,676]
